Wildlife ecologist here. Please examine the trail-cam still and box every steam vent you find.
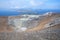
[0,13,60,40]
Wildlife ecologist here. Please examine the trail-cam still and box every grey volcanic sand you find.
[0,25,60,40]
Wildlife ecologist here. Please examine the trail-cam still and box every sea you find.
[0,9,60,16]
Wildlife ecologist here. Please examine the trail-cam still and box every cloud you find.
[30,0,44,7]
[30,0,36,6]
[9,0,30,9]
[0,0,60,9]
[10,6,20,9]
[42,3,60,9]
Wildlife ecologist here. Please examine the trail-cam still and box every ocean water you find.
[0,9,60,16]
[0,11,20,16]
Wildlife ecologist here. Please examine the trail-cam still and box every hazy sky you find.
[0,0,60,9]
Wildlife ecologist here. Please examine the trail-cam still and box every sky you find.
[0,0,60,9]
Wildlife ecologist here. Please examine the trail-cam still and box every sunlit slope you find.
[0,17,13,32]
[0,17,8,32]
[26,13,60,32]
